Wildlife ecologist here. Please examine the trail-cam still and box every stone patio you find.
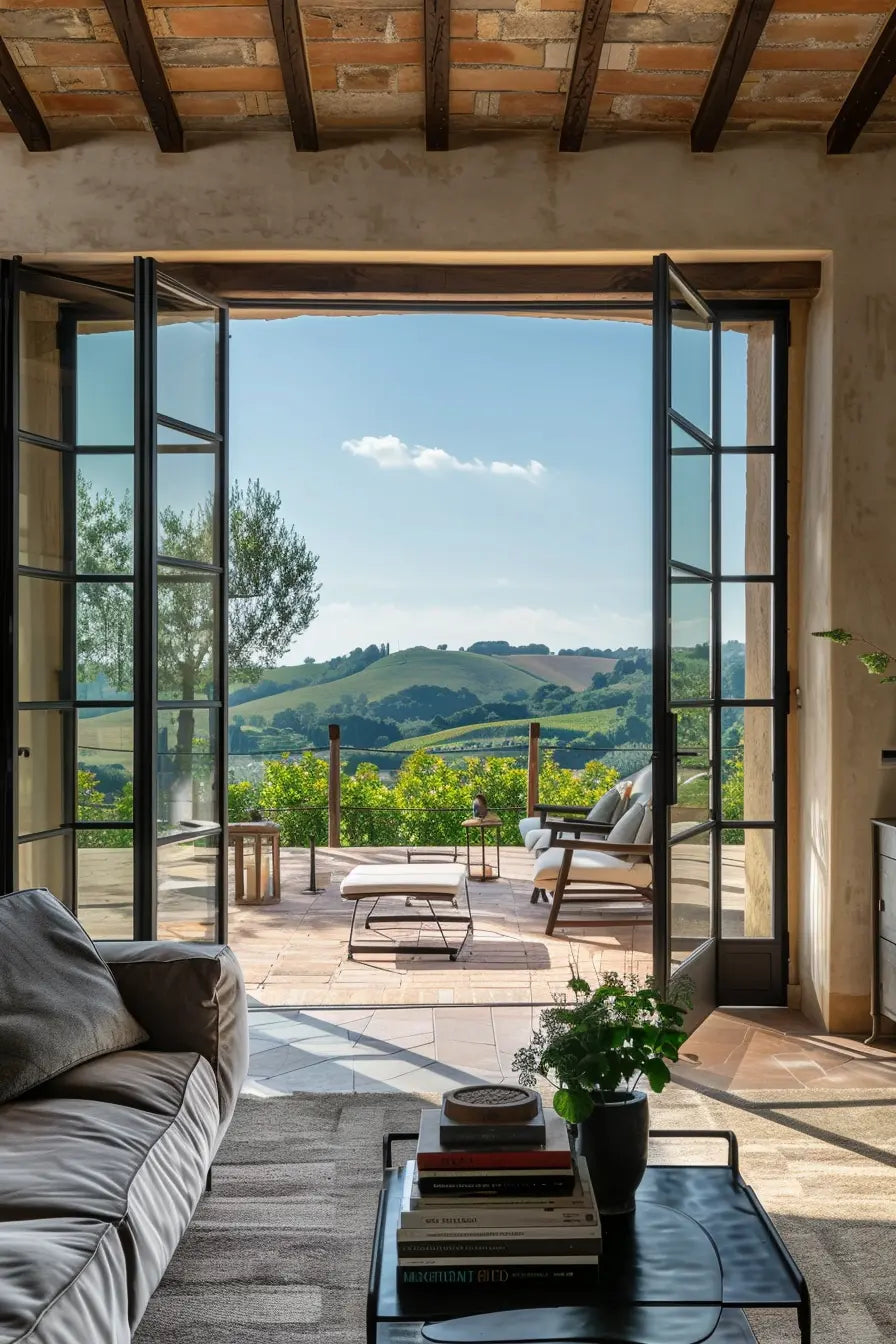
[230,844,654,1005]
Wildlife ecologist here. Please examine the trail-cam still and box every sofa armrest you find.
[97,941,248,1130]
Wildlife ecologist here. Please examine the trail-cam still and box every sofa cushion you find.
[31,1048,213,1120]
[98,942,248,1132]
[0,1218,130,1344]
[0,889,148,1105]
[0,1055,218,1327]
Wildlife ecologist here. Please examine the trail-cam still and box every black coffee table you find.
[367,1130,810,1344]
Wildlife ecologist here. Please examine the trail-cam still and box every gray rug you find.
[134,1085,896,1343]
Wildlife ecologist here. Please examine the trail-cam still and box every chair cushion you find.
[635,803,654,846]
[518,816,543,840]
[0,888,148,1105]
[605,801,646,846]
[0,1218,130,1344]
[534,847,653,892]
[585,785,628,826]
[524,826,550,851]
[341,863,466,900]
[0,1055,218,1327]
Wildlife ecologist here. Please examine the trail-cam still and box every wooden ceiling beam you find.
[0,37,51,151]
[266,0,318,151]
[559,0,612,153]
[424,0,450,150]
[691,0,774,153]
[827,7,896,154]
[56,261,822,302]
[103,0,182,152]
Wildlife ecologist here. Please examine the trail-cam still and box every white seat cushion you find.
[524,826,551,851]
[518,816,542,840]
[533,847,653,893]
[340,863,466,901]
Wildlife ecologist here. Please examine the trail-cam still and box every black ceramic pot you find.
[574,1090,649,1216]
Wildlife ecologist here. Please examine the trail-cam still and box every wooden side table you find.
[462,814,502,882]
[229,820,281,905]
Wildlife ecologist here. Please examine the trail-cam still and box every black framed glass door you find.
[0,258,228,944]
[652,256,788,1016]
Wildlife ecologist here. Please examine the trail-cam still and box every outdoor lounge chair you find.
[524,763,652,903]
[519,763,652,854]
[532,803,654,937]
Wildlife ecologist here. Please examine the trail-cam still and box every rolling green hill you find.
[230,649,545,723]
[388,709,617,752]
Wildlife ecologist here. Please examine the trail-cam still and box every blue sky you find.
[230,312,663,662]
[230,312,753,663]
[77,312,754,665]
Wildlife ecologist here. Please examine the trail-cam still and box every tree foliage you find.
[228,749,619,848]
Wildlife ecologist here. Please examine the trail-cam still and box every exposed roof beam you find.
[266,0,318,151]
[827,7,896,154]
[0,37,50,151]
[103,0,182,152]
[59,261,823,302]
[424,0,450,150]
[559,0,612,153]
[691,0,774,153]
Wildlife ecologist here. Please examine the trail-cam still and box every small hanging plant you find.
[812,629,896,683]
[512,970,691,1124]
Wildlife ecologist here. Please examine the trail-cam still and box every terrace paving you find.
[229,844,654,1006]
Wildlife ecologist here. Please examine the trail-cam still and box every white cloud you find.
[342,434,546,485]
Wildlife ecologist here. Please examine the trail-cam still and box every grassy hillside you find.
[230,649,544,723]
[498,653,616,690]
[389,709,617,751]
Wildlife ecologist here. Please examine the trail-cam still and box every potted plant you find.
[512,970,691,1216]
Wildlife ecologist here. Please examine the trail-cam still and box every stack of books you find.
[396,1104,601,1291]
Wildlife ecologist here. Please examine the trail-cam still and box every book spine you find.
[417,1149,571,1172]
[417,1175,575,1198]
[397,1237,601,1259]
[439,1125,546,1148]
[400,1208,597,1229]
[398,1263,598,1289]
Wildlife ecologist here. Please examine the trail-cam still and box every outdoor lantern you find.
[230,820,281,905]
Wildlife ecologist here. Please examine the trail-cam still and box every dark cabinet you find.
[869,820,896,1041]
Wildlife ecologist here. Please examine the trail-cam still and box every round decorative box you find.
[442,1084,540,1125]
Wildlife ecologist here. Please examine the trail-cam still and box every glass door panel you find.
[654,259,788,1011]
[150,268,228,943]
[5,264,137,933]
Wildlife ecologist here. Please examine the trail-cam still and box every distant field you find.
[498,654,616,690]
[230,648,544,723]
[389,709,617,752]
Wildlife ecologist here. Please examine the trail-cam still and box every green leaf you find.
[642,1058,671,1094]
[860,652,891,676]
[553,1088,594,1123]
[812,629,853,646]
[880,676,896,684]
[567,977,591,997]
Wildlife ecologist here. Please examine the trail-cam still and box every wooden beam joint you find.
[827,8,896,155]
[267,0,318,151]
[424,0,451,150]
[0,37,51,151]
[103,0,183,152]
[560,0,612,153]
[691,0,774,153]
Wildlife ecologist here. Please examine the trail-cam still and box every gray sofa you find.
[0,940,248,1343]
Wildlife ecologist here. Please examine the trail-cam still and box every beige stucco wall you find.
[2,131,896,1031]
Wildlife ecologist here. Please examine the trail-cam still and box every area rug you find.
[134,1084,896,1343]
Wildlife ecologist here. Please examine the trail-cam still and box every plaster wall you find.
[2,131,896,1031]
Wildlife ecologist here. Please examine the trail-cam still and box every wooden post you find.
[328,723,341,847]
[527,721,540,817]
